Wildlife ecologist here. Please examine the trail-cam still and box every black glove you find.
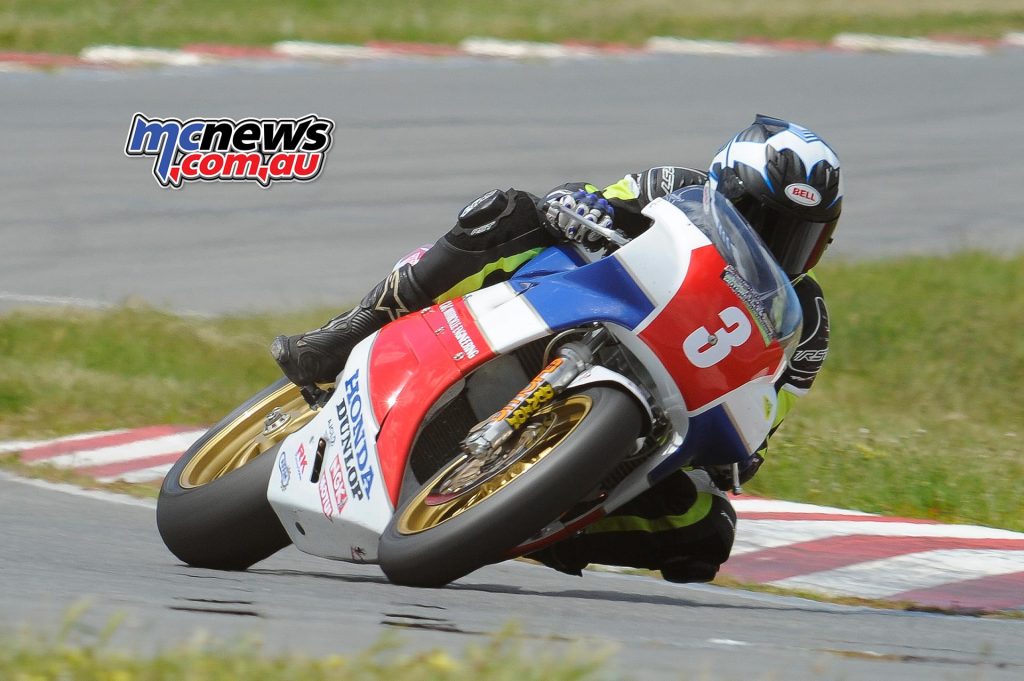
[703,453,764,492]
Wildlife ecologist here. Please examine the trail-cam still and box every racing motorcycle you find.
[156,184,802,587]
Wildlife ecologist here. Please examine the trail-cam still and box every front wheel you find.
[157,378,318,570]
[378,386,644,587]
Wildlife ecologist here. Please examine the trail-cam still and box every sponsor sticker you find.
[721,266,776,345]
[784,183,821,207]
[277,450,291,490]
[792,348,828,363]
[318,477,334,520]
[328,455,349,513]
[494,358,562,429]
[124,113,334,188]
[294,443,309,481]
[439,300,480,359]
[339,371,376,499]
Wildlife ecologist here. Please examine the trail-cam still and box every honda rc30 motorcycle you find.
[157,185,802,587]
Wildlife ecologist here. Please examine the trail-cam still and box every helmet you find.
[708,114,842,276]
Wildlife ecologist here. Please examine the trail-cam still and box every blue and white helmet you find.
[709,115,843,276]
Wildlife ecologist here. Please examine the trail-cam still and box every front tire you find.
[157,378,317,570]
[378,386,644,587]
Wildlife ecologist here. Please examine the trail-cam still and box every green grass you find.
[2,1,1023,54]
[0,252,1022,531]
[746,252,1024,531]
[0,614,608,681]
[0,304,329,440]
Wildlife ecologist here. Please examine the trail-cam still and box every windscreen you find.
[663,185,803,359]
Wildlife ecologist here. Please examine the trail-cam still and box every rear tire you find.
[157,378,307,570]
[378,386,643,587]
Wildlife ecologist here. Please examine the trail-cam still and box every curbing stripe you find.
[890,571,1024,610]
[76,450,189,479]
[732,518,1024,556]
[365,41,463,57]
[723,535,1024,583]
[100,462,176,484]
[16,426,189,461]
[2,33,1022,72]
[36,430,206,469]
[771,548,1024,600]
[647,36,777,57]
[460,38,595,59]
[273,41,387,60]
[737,512,941,524]
[4,425,1024,610]
[732,498,873,516]
[832,33,988,57]
[0,428,131,455]
[80,45,211,66]
[182,43,281,59]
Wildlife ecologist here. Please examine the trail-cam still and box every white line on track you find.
[0,470,156,509]
[0,291,214,318]
[0,291,114,309]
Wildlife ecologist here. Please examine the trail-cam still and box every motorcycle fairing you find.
[268,194,792,564]
[267,339,395,563]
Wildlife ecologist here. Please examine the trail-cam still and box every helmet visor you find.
[744,202,836,276]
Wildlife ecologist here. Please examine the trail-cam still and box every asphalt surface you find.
[3,55,1024,679]
[4,473,1023,680]
[2,53,1023,314]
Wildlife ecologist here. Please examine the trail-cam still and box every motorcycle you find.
[156,184,802,587]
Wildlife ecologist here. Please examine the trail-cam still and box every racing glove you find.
[545,190,616,246]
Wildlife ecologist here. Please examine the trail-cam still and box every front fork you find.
[460,327,607,460]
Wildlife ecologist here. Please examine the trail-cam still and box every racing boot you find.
[271,264,431,386]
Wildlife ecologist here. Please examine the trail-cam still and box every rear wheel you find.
[378,386,644,587]
[157,378,318,570]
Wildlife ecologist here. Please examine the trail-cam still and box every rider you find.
[271,114,841,582]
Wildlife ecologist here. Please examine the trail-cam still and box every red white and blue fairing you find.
[268,185,802,562]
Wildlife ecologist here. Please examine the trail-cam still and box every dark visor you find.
[740,201,836,276]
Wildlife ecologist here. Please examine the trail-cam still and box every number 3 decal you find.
[683,306,751,368]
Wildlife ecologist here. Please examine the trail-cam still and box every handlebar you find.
[543,201,631,247]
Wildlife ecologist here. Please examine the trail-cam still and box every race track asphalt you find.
[4,473,1023,680]
[2,52,1022,314]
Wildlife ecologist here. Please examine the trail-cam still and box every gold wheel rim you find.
[179,382,319,489]
[396,394,593,535]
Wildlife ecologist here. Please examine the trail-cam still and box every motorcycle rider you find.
[271,114,841,582]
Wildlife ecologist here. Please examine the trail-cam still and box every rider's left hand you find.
[546,190,615,243]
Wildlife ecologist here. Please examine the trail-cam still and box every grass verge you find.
[749,252,1023,532]
[0,613,609,681]
[2,1,1023,54]
[0,252,1021,531]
